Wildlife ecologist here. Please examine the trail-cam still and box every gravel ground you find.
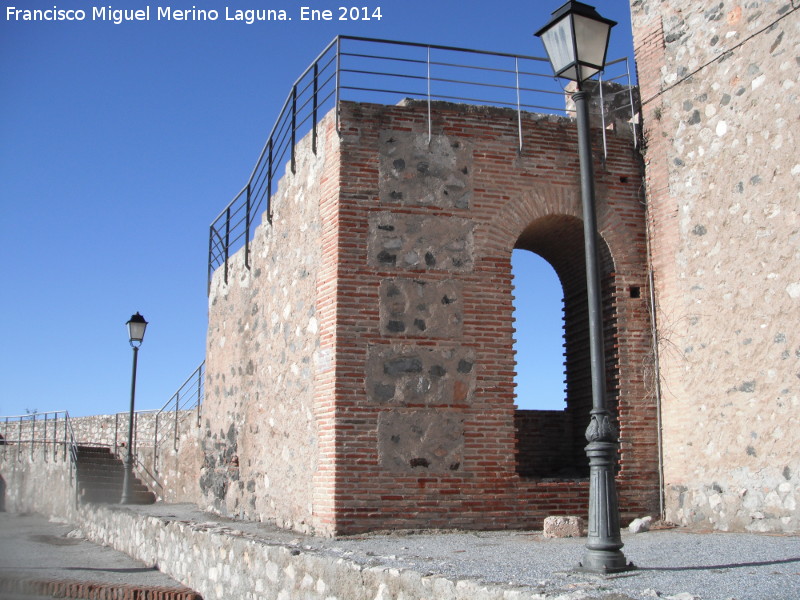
[140,503,800,600]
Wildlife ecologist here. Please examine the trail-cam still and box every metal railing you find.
[110,361,204,473]
[207,35,637,290]
[152,360,204,472]
[1,410,79,465]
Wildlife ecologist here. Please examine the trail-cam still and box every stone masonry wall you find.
[202,98,655,535]
[0,446,78,520]
[324,99,656,533]
[201,112,338,531]
[632,0,800,531]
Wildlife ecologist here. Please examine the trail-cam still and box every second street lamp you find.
[536,1,633,573]
[121,312,147,504]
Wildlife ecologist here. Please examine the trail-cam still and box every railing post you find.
[224,206,231,285]
[426,46,432,143]
[291,84,297,174]
[267,139,274,224]
[154,412,160,472]
[245,183,251,270]
[52,413,58,461]
[43,412,48,462]
[515,57,523,153]
[174,392,179,451]
[30,414,35,460]
[312,61,319,155]
[626,59,638,148]
[63,415,67,461]
[17,418,21,462]
[599,76,608,160]
[197,365,203,426]
[208,226,215,295]
[114,413,119,456]
[335,36,341,135]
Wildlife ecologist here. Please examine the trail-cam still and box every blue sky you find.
[0,1,636,417]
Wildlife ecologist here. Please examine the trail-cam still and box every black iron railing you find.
[207,35,636,290]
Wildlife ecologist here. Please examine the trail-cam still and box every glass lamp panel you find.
[127,315,148,343]
[573,13,611,81]
[540,16,576,78]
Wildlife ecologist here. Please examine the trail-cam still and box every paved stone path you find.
[0,511,199,599]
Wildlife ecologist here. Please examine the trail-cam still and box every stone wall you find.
[0,446,78,520]
[631,0,800,531]
[202,97,655,534]
[323,99,655,534]
[200,112,338,531]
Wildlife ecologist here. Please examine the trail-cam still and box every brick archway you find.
[510,214,618,479]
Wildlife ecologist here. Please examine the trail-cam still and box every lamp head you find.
[126,312,148,347]
[535,1,616,86]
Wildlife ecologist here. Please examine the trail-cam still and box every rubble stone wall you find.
[201,112,339,532]
[632,0,800,531]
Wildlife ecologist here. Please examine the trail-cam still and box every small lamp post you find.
[536,1,633,573]
[121,312,147,504]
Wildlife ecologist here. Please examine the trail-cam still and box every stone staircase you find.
[76,446,156,505]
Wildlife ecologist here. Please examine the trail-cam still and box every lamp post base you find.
[577,551,635,574]
[578,437,636,574]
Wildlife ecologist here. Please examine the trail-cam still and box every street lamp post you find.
[536,1,634,573]
[121,312,148,504]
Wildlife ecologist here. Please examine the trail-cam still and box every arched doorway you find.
[512,215,618,480]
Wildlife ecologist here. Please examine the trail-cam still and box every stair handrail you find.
[152,361,204,472]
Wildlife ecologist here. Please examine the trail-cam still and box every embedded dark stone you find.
[746,445,757,457]
[410,457,430,468]
[441,295,454,305]
[387,320,406,332]
[414,319,427,331]
[692,224,707,236]
[374,383,396,402]
[784,466,792,480]
[393,158,406,171]
[429,365,446,378]
[416,161,430,174]
[390,191,403,200]
[424,252,436,267]
[457,359,474,374]
[688,110,701,125]
[385,285,400,297]
[377,224,395,231]
[449,462,460,471]
[377,251,397,265]
[384,358,423,376]
[738,380,756,393]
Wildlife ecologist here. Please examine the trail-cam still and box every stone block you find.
[542,516,584,538]
[379,131,472,209]
[365,344,476,406]
[378,410,464,473]
[379,278,463,338]
[368,212,474,272]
